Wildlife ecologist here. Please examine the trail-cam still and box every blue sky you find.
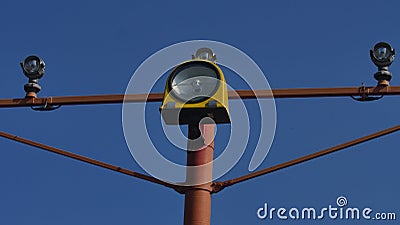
[0,0,399,224]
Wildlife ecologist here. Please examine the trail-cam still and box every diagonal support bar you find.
[0,131,177,190]
[212,124,400,193]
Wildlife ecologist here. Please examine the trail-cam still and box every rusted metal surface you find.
[0,131,177,189]
[184,188,212,225]
[212,124,400,192]
[0,93,163,108]
[184,124,215,225]
[231,85,400,99]
[0,86,400,108]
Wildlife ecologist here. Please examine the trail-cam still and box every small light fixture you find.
[192,48,217,63]
[370,42,395,86]
[20,55,45,98]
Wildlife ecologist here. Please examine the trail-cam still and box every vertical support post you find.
[183,123,215,225]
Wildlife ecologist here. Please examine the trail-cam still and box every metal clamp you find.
[31,97,61,111]
[351,83,383,102]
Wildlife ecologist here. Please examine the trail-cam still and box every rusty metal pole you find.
[183,123,215,225]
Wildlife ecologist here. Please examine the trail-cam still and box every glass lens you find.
[194,48,214,61]
[374,47,390,61]
[198,52,210,60]
[171,65,219,103]
[24,59,40,73]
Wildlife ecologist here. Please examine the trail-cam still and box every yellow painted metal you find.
[160,59,230,124]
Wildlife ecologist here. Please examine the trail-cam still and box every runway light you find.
[169,62,220,103]
[21,55,45,79]
[160,48,230,125]
[20,55,45,98]
[370,42,395,86]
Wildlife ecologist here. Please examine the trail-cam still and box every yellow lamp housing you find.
[160,59,230,125]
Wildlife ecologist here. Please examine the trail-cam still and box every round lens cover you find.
[22,55,45,79]
[169,61,221,103]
